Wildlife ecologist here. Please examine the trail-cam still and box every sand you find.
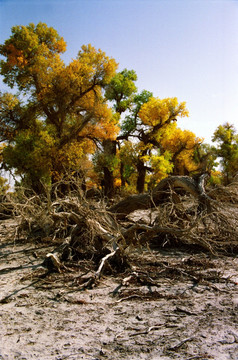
[0,219,238,360]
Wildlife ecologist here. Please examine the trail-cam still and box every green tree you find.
[134,97,189,192]
[119,90,153,191]
[118,94,202,193]
[105,68,137,114]
[212,122,238,185]
[95,69,138,197]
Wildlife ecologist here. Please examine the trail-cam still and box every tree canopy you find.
[0,23,118,191]
[0,22,236,194]
[212,122,238,185]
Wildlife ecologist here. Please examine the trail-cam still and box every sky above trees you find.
[0,0,238,143]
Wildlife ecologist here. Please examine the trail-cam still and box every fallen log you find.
[109,174,212,218]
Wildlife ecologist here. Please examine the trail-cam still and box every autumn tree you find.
[126,97,190,192]
[212,122,238,185]
[118,90,153,191]
[119,128,203,193]
[115,95,201,193]
[159,126,203,175]
[0,23,118,192]
[93,69,138,197]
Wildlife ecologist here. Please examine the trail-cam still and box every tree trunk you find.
[102,140,117,198]
[136,159,146,193]
[103,167,114,198]
[120,162,126,187]
[109,174,212,218]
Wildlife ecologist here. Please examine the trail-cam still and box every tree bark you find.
[136,159,146,193]
[109,174,212,218]
[102,140,117,198]
[103,166,114,199]
[120,162,126,187]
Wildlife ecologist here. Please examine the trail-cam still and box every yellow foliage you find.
[210,170,222,185]
[80,104,120,141]
[0,143,6,162]
[150,151,174,182]
[139,97,189,127]
[59,139,93,168]
[78,44,118,84]
[5,44,28,68]
[52,37,67,53]
[161,127,202,153]
[0,92,19,111]
[114,178,122,188]
[158,125,203,175]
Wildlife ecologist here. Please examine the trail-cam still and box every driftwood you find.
[109,174,212,218]
[7,174,238,288]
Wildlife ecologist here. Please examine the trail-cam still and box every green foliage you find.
[2,127,54,184]
[212,122,238,184]
[209,171,223,186]
[121,90,153,135]
[193,143,218,173]
[93,152,120,173]
[105,69,137,114]
[1,22,233,196]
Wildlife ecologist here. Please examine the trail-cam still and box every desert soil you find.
[0,219,238,360]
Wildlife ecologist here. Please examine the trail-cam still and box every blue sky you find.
[0,0,238,143]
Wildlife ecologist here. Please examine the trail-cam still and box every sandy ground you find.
[0,219,238,360]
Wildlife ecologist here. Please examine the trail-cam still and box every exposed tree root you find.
[75,247,122,289]
[4,174,238,288]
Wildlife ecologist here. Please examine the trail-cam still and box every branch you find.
[58,112,93,148]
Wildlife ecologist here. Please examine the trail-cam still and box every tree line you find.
[0,23,237,197]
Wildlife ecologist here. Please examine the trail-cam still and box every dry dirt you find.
[0,219,238,360]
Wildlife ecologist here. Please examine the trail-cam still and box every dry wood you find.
[168,336,195,351]
[109,174,213,218]
[116,294,142,303]
[4,174,238,289]
[129,324,164,337]
[95,247,119,278]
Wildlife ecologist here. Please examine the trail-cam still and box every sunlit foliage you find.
[212,122,238,185]
[1,22,231,195]
[0,23,118,190]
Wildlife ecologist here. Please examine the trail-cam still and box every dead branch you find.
[109,174,213,218]
[167,336,195,351]
[129,324,164,337]
[4,174,237,289]
[95,246,119,278]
